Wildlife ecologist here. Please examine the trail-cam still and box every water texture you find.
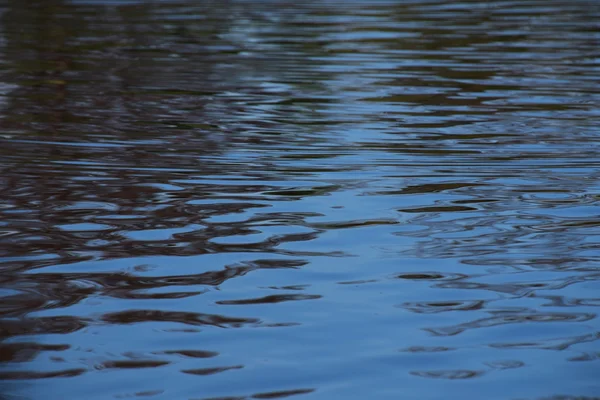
[1,0,599,399]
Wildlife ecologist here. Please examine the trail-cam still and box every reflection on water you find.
[1,0,599,399]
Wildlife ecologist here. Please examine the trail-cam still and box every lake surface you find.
[1,0,599,399]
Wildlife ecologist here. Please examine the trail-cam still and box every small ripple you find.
[115,389,164,398]
[485,360,525,370]
[567,352,600,362]
[490,331,600,351]
[410,369,485,380]
[309,218,398,229]
[399,300,486,313]
[399,346,454,353]
[426,312,596,336]
[371,182,486,196]
[338,279,378,285]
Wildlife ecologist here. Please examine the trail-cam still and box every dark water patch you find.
[0,316,88,339]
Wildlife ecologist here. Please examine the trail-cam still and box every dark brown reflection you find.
[216,294,321,305]
[0,368,87,380]
[251,389,315,399]
[159,350,219,359]
[398,205,478,213]
[374,182,486,196]
[182,365,243,376]
[101,310,260,328]
[410,369,485,380]
[394,272,467,281]
[99,360,170,370]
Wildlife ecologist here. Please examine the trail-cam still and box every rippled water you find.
[1,0,600,399]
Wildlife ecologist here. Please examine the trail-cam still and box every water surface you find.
[1,1,600,399]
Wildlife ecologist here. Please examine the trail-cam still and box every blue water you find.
[1,1,599,399]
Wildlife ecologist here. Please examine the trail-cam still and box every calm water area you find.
[1,0,599,399]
